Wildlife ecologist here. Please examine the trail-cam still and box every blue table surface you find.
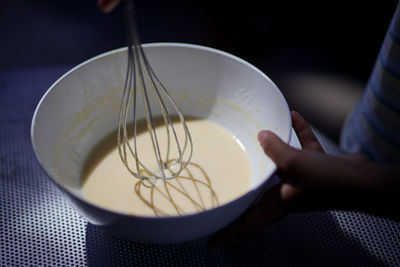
[1,66,399,267]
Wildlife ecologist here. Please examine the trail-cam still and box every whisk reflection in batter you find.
[135,160,219,216]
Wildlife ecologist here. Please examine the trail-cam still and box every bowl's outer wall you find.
[31,43,291,242]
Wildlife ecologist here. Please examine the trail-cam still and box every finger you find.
[338,153,370,165]
[258,130,297,172]
[98,0,121,13]
[291,111,323,152]
[258,130,318,186]
[208,183,289,250]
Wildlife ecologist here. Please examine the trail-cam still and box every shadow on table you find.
[85,211,387,266]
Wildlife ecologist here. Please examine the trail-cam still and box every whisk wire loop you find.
[118,0,193,187]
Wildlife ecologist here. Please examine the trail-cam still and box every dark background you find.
[1,0,398,141]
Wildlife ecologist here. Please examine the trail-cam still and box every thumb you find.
[257,130,296,172]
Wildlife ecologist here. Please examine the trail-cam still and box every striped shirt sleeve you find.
[340,2,400,163]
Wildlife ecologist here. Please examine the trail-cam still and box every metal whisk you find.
[118,0,193,187]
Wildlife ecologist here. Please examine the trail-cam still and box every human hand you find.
[208,111,400,249]
[98,0,121,13]
[208,110,325,249]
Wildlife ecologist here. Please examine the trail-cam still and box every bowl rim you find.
[31,42,292,221]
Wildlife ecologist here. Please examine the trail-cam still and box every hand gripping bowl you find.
[31,43,291,243]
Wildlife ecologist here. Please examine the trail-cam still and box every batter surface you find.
[81,118,252,216]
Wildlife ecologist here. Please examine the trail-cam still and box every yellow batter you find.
[81,118,252,216]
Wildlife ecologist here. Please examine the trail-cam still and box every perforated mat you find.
[1,67,400,266]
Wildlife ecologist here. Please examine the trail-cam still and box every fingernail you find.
[257,131,269,143]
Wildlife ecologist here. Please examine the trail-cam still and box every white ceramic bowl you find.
[31,43,291,243]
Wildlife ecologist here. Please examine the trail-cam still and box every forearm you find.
[292,163,400,220]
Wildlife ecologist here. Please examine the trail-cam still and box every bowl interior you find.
[32,43,291,201]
